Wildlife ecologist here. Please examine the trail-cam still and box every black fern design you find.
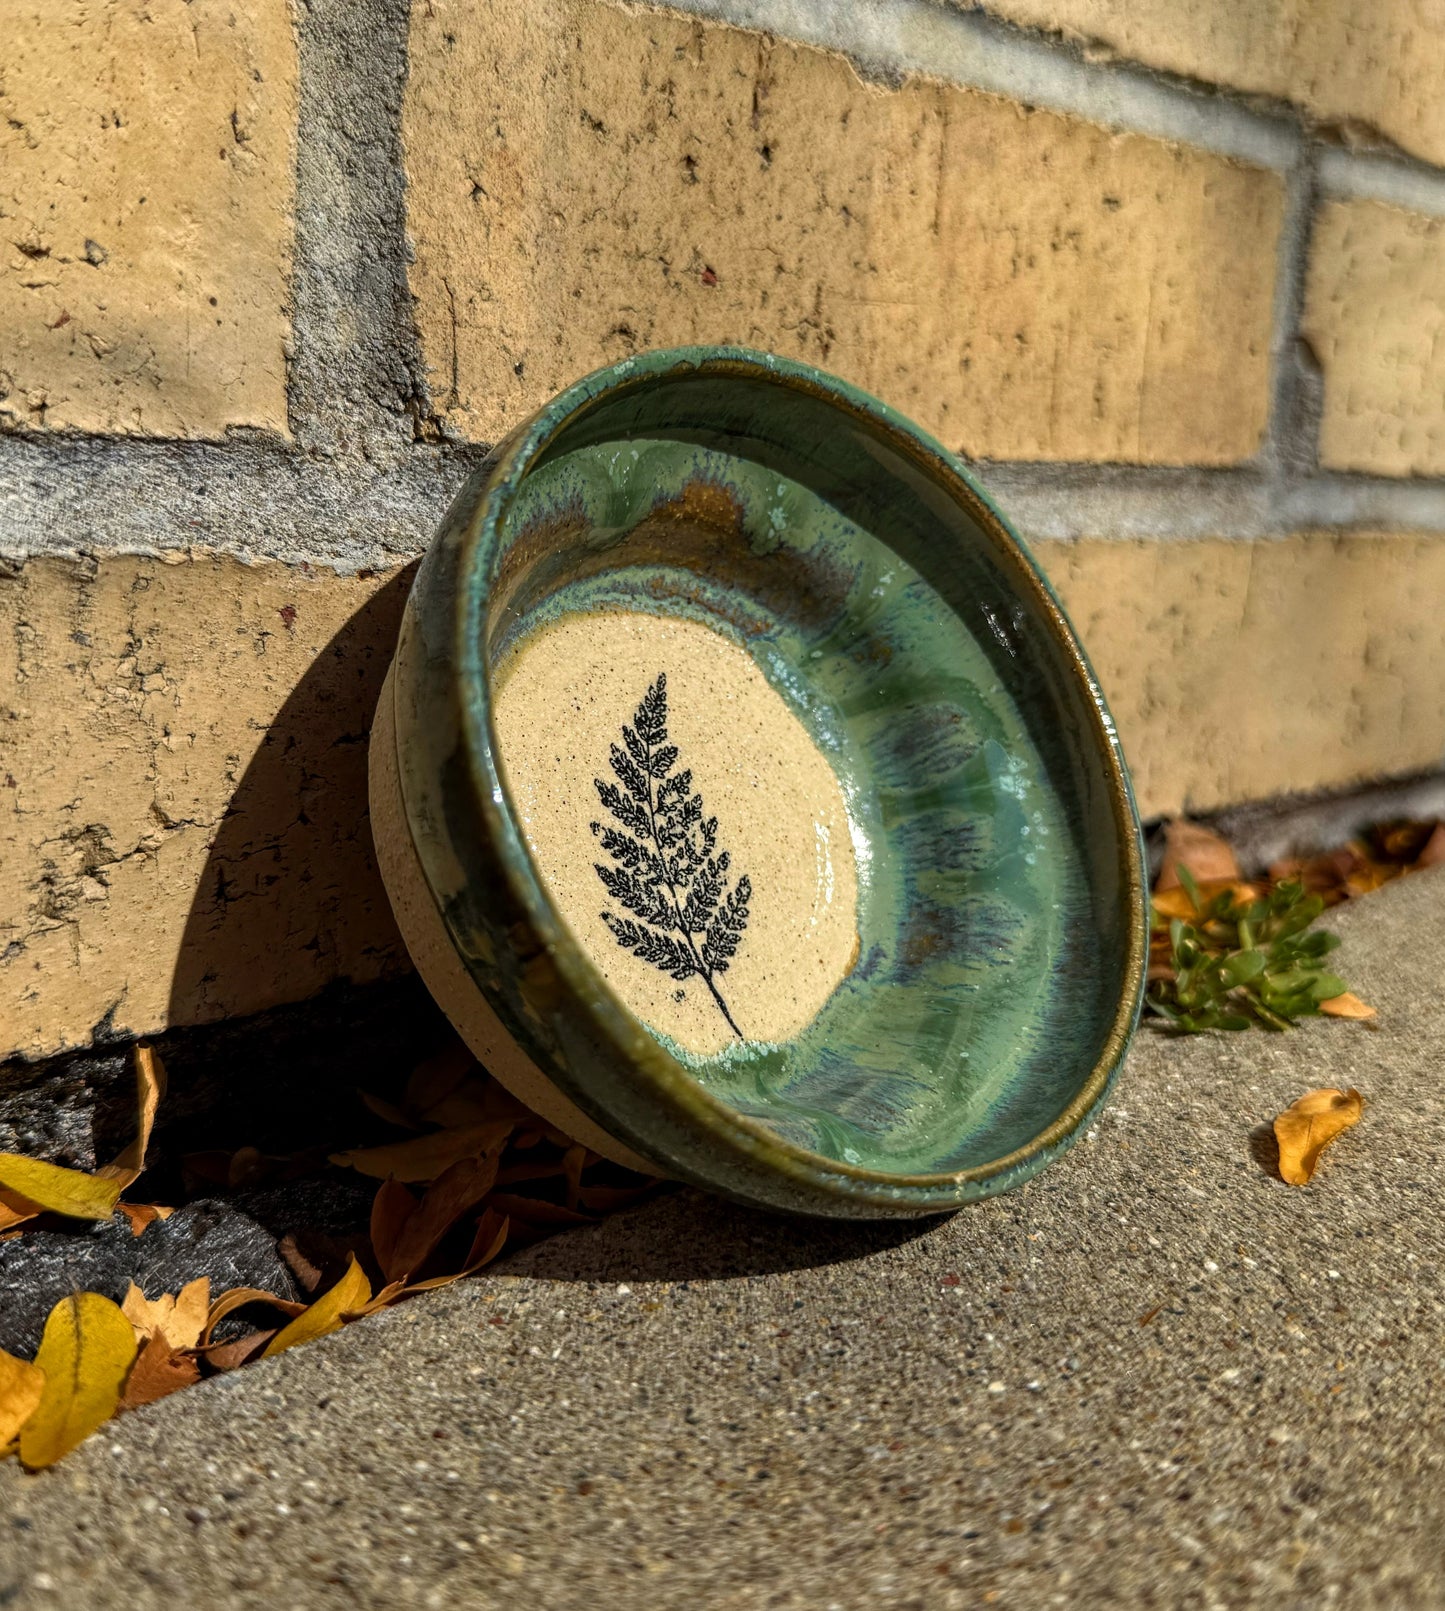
[591,672,752,1039]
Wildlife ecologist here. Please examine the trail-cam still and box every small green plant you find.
[1148,870,1350,1033]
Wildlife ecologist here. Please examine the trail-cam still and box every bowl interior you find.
[474,360,1139,1179]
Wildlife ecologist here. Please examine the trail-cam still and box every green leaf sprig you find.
[1148,870,1349,1033]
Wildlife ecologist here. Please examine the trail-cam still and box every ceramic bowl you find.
[370,346,1146,1218]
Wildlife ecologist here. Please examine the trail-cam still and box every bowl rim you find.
[451,345,1147,1208]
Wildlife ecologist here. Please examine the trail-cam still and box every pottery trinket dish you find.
[369,347,1147,1218]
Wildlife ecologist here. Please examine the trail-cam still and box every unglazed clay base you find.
[368,664,653,1172]
[493,609,859,1061]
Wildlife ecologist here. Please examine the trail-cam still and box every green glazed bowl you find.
[370,346,1146,1218]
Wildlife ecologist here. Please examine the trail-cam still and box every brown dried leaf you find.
[278,1233,325,1294]
[383,1154,500,1282]
[1274,1088,1364,1185]
[119,1333,201,1412]
[399,1209,510,1294]
[199,1329,277,1372]
[368,1177,418,1279]
[0,1349,46,1450]
[486,1192,593,1226]
[19,1293,137,1469]
[202,1287,307,1348]
[121,1277,210,1350]
[262,1255,372,1358]
[116,1203,173,1237]
[403,1041,475,1120]
[1157,820,1241,890]
[330,1120,513,1183]
[359,1090,420,1131]
[1418,823,1445,869]
[1319,992,1377,1020]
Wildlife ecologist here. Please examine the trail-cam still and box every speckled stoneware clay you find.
[369,346,1146,1218]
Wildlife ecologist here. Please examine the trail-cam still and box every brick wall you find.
[4,0,1445,1060]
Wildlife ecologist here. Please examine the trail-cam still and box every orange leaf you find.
[19,1293,137,1469]
[262,1255,372,1358]
[116,1203,173,1237]
[1319,992,1376,1020]
[330,1120,513,1183]
[1274,1088,1364,1185]
[1156,820,1241,890]
[0,1349,46,1450]
[403,1041,475,1119]
[121,1277,210,1350]
[119,1333,201,1411]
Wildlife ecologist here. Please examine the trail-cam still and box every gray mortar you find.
[0,869,1439,1608]
[5,0,1445,576]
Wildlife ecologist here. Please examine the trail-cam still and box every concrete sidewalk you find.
[2,871,1442,1609]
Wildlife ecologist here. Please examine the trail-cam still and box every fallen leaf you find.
[359,1090,419,1131]
[395,1209,510,1295]
[95,1044,167,1188]
[1151,879,1264,922]
[0,1188,41,1235]
[403,1041,475,1120]
[383,1155,501,1282]
[0,1349,46,1449]
[0,1155,122,1222]
[278,1232,326,1294]
[202,1287,307,1347]
[1419,823,1445,869]
[1319,992,1377,1020]
[1274,1088,1364,1186]
[0,1045,168,1232]
[1157,820,1241,890]
[486,1193,592,1226]
[199,1330,277,1371]
[119,1333,200,1411]
[262,1255,372,1358]
[116,1203,173,1237]
[121,1277,210,1350]
[19,1293,137,1469]
[368,1177,418,1279]
[330,1120,513,1183]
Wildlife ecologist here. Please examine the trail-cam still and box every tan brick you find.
[970,0,1445,169]
[1,554,409,1061]
[403,0,1283,465]
[0,0,296,438]
[1039,532,1445,816]
[1301,198,1445,477]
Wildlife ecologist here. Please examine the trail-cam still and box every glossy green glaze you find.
[386,347,1146,1217]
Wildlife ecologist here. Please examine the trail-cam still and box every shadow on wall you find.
[166,563,419,1044]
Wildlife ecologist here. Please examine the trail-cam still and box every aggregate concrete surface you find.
[2,870,1441,1609]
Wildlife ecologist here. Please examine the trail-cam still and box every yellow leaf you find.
[330,1121,513,1183]
[0,1155,121,1221]
[1319,992,1376,1020]
[0,1045,168,1230]
[19,1293,137,1469]
[1274,1088,1364,1186]
[96,1045,167,1188]
[0,1350,46,1449]
[121,1277,211,1351]
[262,1255,372,1358]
